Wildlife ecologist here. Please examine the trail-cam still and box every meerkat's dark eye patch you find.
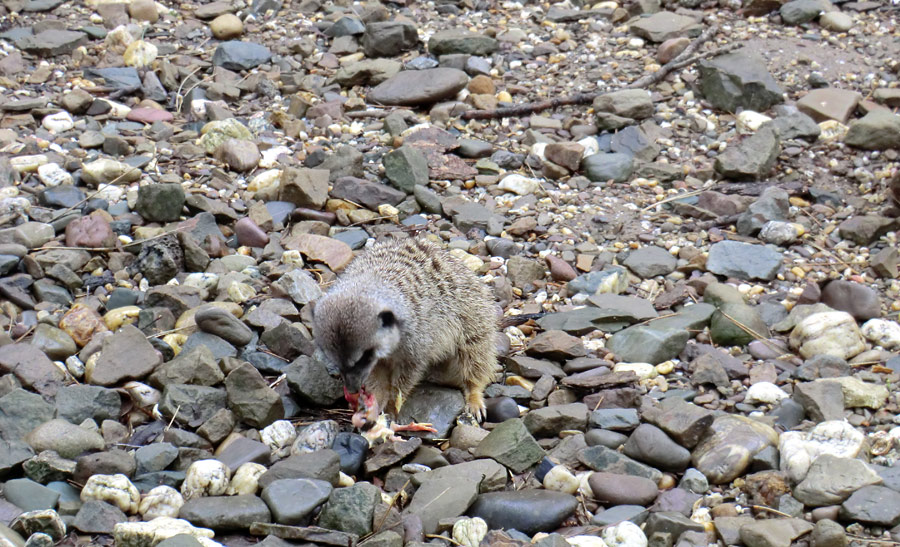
[355,348,374,369]
[378,310,396,328]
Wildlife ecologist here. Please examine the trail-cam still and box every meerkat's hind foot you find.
[463,388,487,423]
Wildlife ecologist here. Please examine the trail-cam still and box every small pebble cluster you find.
[0,0,897,545]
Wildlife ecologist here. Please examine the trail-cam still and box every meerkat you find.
[312,237,500,425]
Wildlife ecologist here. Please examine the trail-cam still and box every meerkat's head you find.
[311,287,406,395]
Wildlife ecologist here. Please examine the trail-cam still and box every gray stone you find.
[592,505,650,526]
[840,485,900,525]
[523,403,588,437]
[740,518,815,547]
[811,520,847,547]
[0,389,55,442]
[55,385,121,425]
[2,479,59,511]
[467,490,577,536]
[706,241,783,281]
[691,415,778,484]
[284,356,343,407]
[737,187,790,236]
[474,418,544,473]
[581,153,633,183]
[384,146,429,193]
[331,177,406,210]
[845,110,900,151]
[578,445,664,483]
[178,495,271,531]
[150,345,224,388]
[15,30,87,56]
[317,482,380,536]
[404,477,478,534]
[588,472,659,506]
[159,384,227,428]
[258,450,341,489]
[607,325,690,365]
[698,51,784,112]
[24,420,104,460]
[623,424,691,472]
[72,500,126,534]
[714,126,781,180]
[780,0,828,24]
[794,455,883,507]
[368,69,469,106]
[261,478,332,525]
[628,12,701,42]
[362,21,418,58]
[410,458,507,492]
[135,443,178,475]
[590,409,640,431]
[225,363,284,429]
[710,303,770,347]
[593,90,654,119]
[838,215,899,246]
[212,41,272,71]
[135,183,185,222]
[428,29,498,56]
[623,246,677,278]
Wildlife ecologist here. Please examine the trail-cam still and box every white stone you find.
[225,462,266,496]
[759,221,799,246]
[105,100,132,119]
[41,111,75,133]
[602,521,647,547]
[613,362,657,381]
[182,273,219,291]
[453,517,488,547]
[499,174,541,196]
[744,382,789,405]
[578,136,600,157]
[789,311,866,360]
[113,517,218,547]
[37,163,73,187]
[139,485,184,520]
[530,142,547,160]
[819,11,853,32]
[736,111,772,133]
[65,355,85,379]
[10,154,48,173]
[261,420,297,459]
[450,248,484,272]
[81,158,141,185]
[542,464,580,494]
[820,376,888,409]
[124,39,158,68]
[227,282,256,303]
[779,420,866,482]
[182,459,230,500]
[81,473,140,513]
[259,146,292,168]
[122,381,159,408]
[861,318,900,349]
[248,169,282,192]
[567,536,610,547]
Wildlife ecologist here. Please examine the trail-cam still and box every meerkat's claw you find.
[391,421,438,434]
[463,403,486,423]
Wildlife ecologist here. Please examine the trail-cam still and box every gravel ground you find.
[0,0,897,546]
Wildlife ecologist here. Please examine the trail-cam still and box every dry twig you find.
[461,26,737,120]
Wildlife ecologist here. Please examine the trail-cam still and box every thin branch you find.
[460,26,739,121]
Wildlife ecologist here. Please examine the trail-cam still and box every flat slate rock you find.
[367,68,469,106]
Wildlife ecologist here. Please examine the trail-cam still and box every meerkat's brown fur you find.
[312,237,499,420]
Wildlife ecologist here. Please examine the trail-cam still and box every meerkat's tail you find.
[499,312,546,329]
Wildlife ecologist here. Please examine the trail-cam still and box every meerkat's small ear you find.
[378,310,396,328]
